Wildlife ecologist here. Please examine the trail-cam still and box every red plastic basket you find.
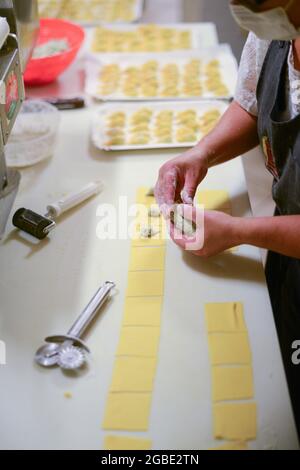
[24,18,85,86]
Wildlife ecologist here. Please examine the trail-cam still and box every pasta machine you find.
[0,0,39,238]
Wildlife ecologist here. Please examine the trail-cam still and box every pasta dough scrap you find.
[211,365,254,402]
[205,302,246,332]
[103,393,152,431]
[197,190,231,211]
[139,226,160,239]
[136,187,156,206]
[129,246,166,271]
[134,214,166,236]
[110,356,157,392]
[104,435,152,450]
[131,202,167,246]
[126,270,165,297]
[123,296,162,326]
[207,332,252,365]
[117,326,160,357]
[213,402,257,441]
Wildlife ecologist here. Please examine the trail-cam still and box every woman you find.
[155,0,300,435]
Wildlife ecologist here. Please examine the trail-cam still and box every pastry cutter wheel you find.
[13,181,103,240]
[35,281,115,370]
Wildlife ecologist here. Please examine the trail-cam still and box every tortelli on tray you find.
[91,101,228,151]
[38,0,142,23]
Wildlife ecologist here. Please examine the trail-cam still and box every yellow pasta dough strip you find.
[136,206,161,224]
[211,366,254,402]
[104,435,152,450]
[213,402,257,440]
[136,187,156,206]
[131,216,167,239]
[131,235,166,248]
[205,302,246,332]
[197,190,231,211]
[135,216,162,233]
[123,296,162,326]
[127,271,165,297]
[210,441,248,450]
[207,332,252,365]
[117,326,160,357]
[129,246,166,271]
[110,356,157,392]
[130,220,166,247]
[103,393,152,431]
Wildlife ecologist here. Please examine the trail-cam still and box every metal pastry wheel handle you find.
[35,281,115,370]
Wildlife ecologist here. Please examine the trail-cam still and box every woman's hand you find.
[169,204,240,257]
[154,148,209,209]
[154,101,260,214]
[170,205,300,260]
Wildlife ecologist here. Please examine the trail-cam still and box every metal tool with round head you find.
[35,281,115,370]
[57,345,86,370]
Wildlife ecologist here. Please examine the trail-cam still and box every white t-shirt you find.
[235,32,300,119]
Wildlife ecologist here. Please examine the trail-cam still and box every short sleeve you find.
[234,32,270,116]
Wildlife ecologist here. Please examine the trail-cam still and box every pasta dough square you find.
[134,206,160,221]
[117,326,160,357]
[123,296,162,326]
[197,190,231,211]
[211,366,254,401]
[104,435,152,450]
[205,302,246,332]
[210,441,248,450]
[131,223,167,247]
[130,219,167,247]
[103,393,152,431]
[136,187,156,206]
[208,332,252,365]
[110,356,157,392]
[126,271,165,297]
[129,246,166,271]
[213,402,257,440]
[131,235,166,247]
[135,210,162,229]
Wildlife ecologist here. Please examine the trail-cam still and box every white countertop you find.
[0,104,297,449]
[0,2,298,449]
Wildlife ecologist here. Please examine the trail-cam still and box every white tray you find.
[85,22,219,54]
[85,45,238,102]
[38,0,144,25]
[91,100,228,151]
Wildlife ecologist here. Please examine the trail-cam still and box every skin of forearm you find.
[192,101,260,168]
[232,215,300,259]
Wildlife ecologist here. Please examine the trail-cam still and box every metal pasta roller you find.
[35,281,115,371]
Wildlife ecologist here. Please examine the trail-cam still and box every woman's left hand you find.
[169,204,240,257]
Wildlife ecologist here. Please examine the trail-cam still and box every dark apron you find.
[257,40,300,437]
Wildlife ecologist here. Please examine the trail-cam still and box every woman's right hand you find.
[154,101,260,215]
[154,147,209,211]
